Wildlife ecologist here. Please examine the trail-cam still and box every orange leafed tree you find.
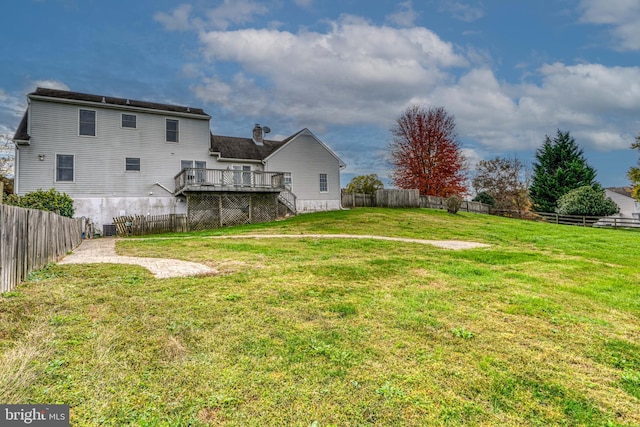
[389,105,467,197]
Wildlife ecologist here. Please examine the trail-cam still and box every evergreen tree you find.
[529,130,597,212]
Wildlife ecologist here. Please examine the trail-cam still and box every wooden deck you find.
[175,168,286,196]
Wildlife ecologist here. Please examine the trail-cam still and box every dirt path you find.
[58,234,489,279]
[203,234,490,250]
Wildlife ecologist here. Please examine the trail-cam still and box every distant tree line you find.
[345,105,630,217]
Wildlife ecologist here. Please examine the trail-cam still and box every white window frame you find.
[121,113,137,129]
[233,165,252,186]
[78,109,96,137]
[166,118,179,143]
[181,160,207,183]
[55,154,75,183]
[125,157,141,172]
[283,172,292,189]
[319,173,328,193]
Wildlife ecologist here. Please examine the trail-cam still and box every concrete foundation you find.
[73,196,185,234]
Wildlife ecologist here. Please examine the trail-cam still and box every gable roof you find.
[210,128,346,169]
[29,87,210,118]
[264,128,346,169]
[606,187,634,198]
[210,134,288,161]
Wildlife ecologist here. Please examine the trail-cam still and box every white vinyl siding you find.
[263,130,342,211]
[17,99,212,198]
[56,154,74,182]
[79,109,96,136]
[166,119,179,142]
[121,114,137,129]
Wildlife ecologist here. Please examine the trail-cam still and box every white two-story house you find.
[13,88,345,232]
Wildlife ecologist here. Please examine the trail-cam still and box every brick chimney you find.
[252,124,263,146]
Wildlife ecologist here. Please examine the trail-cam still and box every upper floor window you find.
[125,157,141,172]
[79,109,96,136]
[284,172,292,189]
[166,119,179,142]
[122,114,137,129]
[319,173,328,192]
[56,154,74,182]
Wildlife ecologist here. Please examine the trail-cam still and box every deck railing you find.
[175,168,286,194]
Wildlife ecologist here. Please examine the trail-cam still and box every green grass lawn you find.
[1,208,639,426]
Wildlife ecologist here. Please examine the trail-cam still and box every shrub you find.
[472,191,496,207]
[6,188,75,218]
[446,195,463,214]
[556,185,619,217]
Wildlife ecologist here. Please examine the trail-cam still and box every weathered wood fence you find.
[113,214,189,236]
[492,210,640,229]
[0,204,83,293]
[342,189,490,213]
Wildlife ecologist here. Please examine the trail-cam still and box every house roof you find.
[264,128,347,169]
[606,187,633,198]
[29,87,210,118]
[210,134,288,161]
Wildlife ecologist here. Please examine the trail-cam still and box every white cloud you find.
[579,0,640,50]
[425,63,640,152]
[154,4,193,31]
[386,1,419,28]
[194,16,467,127]
[206,0,269,30]
[155,1,269,32]
[153,6,640,156]
[31,80,70,91]
[438,1,484,23]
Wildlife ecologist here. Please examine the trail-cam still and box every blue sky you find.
[1,0,639,189]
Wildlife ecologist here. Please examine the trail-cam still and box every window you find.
[166,119,179,142]
[233,165,251,186]
[122,114,137,129]
[79,109,96,136]
[284,172,292,189]
[125,157,140,172]
[319,173,328,192]
[56,154,74,182]
[181,160,206,182]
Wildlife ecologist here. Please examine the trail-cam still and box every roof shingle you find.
[210,134,287,161]
[30,87,210,117]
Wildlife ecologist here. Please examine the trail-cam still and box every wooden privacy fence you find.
[0,204,83,293]
[342,189,490,213]
[532,212,639,228]
[113,214,188,236]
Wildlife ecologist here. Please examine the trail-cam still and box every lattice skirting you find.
[186,192,279,230]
